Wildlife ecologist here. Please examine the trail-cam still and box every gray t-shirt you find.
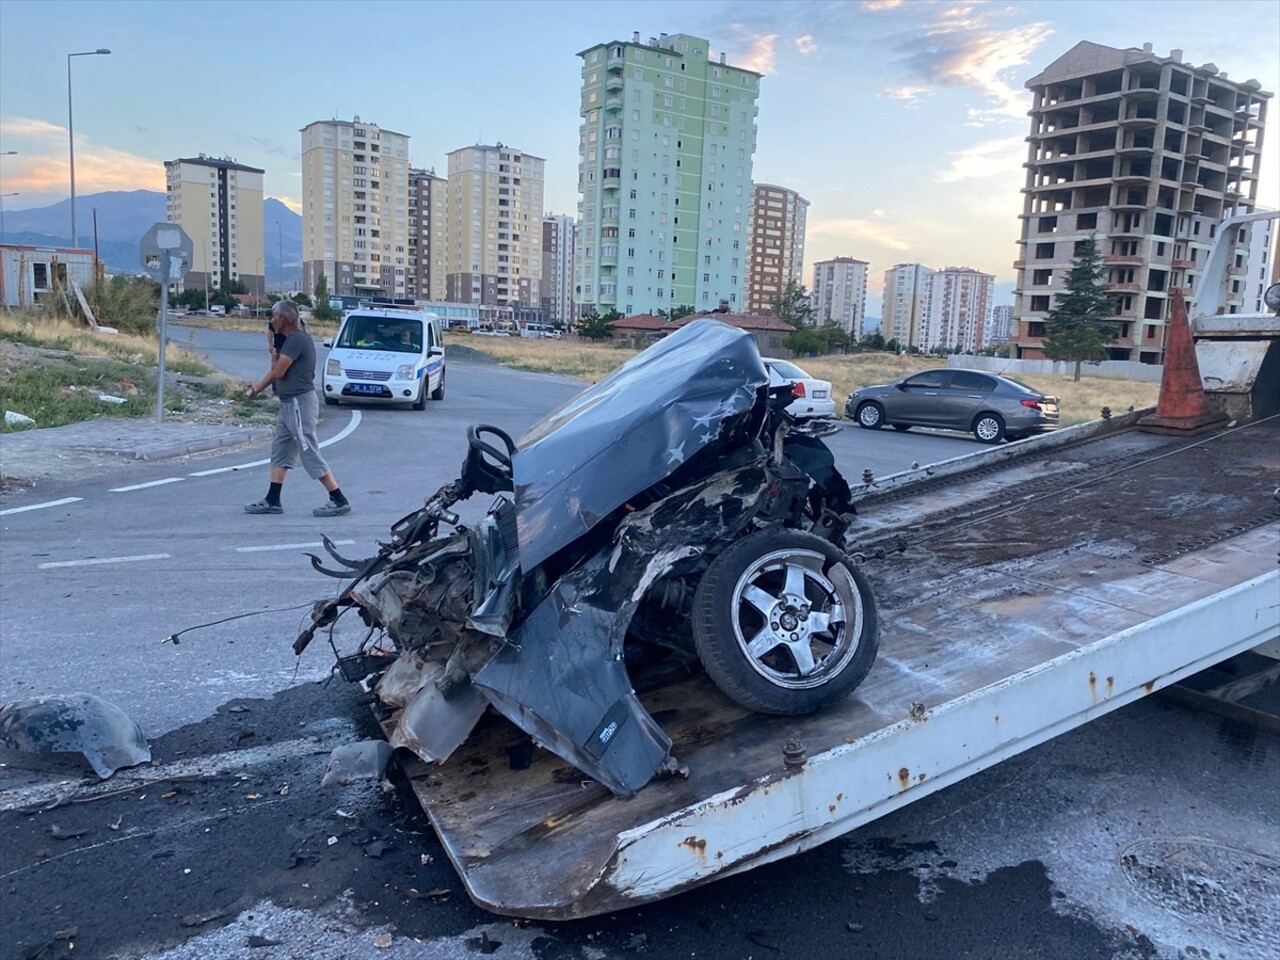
[277,329,316,398]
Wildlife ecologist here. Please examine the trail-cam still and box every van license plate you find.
[351,384,383,395]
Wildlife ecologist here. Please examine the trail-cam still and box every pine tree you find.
[1042,238,1117,382]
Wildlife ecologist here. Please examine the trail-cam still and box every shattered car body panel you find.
[297,319,876,798]
[0,693,150,779]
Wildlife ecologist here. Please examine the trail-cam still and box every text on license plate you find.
[351,383,383,395]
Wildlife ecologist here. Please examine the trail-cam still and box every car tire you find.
[973,412,1006,444]
[692,529,879,716]
[411,382,426,411]
[855,401,885,430]
[324,396,338,407]
[430,367,446,401]
[892,424,911,432]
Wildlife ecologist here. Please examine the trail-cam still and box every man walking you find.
[244,300,351,517]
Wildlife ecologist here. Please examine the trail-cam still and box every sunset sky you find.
[1,0,1276,310]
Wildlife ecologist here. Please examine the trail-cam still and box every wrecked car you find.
[296,319,879,797]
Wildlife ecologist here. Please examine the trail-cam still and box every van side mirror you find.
[430,345,444,357]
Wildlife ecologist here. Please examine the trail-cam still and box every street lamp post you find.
[275,220,282,294]
[67,49,110,249]
[0,192,18,239]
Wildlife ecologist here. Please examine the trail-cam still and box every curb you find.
[134,428,274,462]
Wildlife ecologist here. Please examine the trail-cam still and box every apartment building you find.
[542,213,577,327]
[407,168,448,302]
[923,267,994,353]
[300,117,412,299]
[881,262,934,350]
[1013,42,1270,362]
[576,32,762,317]
[811,257,868,337]
[744,183,808,314]
[444,143,545,311]
[988,304,1015,344]
[164,155,264,295]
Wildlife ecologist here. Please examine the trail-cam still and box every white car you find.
[763,358,837,420]
[323,309,445,410]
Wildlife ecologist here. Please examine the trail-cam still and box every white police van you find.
[323,308,445,410]
[520,323,562,340]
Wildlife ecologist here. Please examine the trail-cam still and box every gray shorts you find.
[271,391,331,479]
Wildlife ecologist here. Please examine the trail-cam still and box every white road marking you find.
[0,497,84,517]
[234,539,356,554]
[38,553,170,569]
[189,408,362,476]
[189,458,269,476]
[109,477,185,493]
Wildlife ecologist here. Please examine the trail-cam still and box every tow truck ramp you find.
[385,414,1280,919]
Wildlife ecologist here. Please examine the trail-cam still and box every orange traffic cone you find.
[1138,287,1227,435]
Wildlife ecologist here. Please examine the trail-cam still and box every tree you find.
[290,292,313,308]
[769,279,814,330]
[1042,238,1117,382]
[576,308,619,341]
[669,304,696,321]
[312,273,339,321]
[785,326,828,356]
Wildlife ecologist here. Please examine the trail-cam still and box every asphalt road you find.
[1,330,1275,960]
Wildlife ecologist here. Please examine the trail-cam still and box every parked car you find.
[763,358,836,421]
[845,368,1059,443]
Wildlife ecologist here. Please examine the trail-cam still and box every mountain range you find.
[0,191,303,290]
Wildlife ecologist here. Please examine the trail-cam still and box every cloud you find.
[807,215,912,252]
[862,0,905,10]
[0,117,65,140]
[890,9,1052,121]
[934,135,1026,182]
[244,135,300,162]
[0,118,162,196]
[795,34,817,55]
[727,30,779,75]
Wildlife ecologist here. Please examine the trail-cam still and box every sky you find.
[1,0,1277,313]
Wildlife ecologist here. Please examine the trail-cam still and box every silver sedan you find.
[845,369,1059,443]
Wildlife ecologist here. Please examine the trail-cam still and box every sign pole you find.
[157,250,170,423]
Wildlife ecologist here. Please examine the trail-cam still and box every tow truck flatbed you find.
[383,414,1280,919]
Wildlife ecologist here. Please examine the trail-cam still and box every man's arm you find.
[247,352,295,398]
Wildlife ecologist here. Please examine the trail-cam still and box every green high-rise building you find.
[576,32,761,318]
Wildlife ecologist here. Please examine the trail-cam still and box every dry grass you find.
[0,311,212,374]
[452,333,1160,428]
[448,331,639,381]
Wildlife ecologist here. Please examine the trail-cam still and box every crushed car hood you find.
[511,319,769,569]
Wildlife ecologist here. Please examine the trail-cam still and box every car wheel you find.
[324,396,338,407]
[430,367,446,401]
[891,424,911,432]
[855,401,884,430]
[973,412,1006,444]
[692,529,879,716]
[411,381,426,411]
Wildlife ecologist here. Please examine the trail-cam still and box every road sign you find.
[139,222,194,424]
[139,222,193,282]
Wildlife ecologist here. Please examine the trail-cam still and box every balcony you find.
[1104,255,1144,264]
[1124,86,1162,100]
[1115,144,1155,157]
[606,75,624,92]
[605,96,623,110]
[1110,282,1142,292]
[1171,258,1194,269]
[1118,114,1158,127]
